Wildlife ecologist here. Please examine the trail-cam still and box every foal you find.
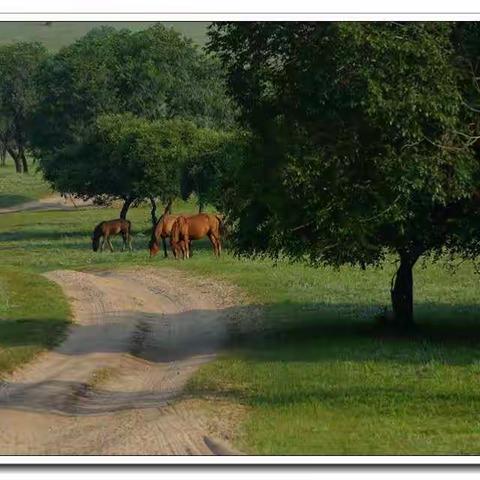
[92,219,132,252]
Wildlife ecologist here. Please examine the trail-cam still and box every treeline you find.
[1,22,480,328]
[0,24,240,222]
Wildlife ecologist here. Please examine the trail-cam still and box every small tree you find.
[209,21,480,328]
[0,42,48,173]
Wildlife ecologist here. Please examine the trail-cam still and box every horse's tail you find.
[171,217,180,244]
[173,216,188,242]
[215,214,224,237]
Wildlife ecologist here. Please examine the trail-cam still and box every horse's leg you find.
[128,232,133,252]
[207,233,218,256]
[100,236,105,252]
[216,235,222,257]
[107,236,114,252]
[121,232,126,252]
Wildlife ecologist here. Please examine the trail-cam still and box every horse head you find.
[149,239,160,257]
[92,223,103,252]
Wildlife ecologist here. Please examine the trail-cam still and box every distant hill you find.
[0,21,209,50]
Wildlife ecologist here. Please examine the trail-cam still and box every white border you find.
[1,8,480,466]
[0,0,479,15]
[0,455,479,464]
[0,13,480,20]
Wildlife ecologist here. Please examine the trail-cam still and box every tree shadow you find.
[2,302,480,364]
[2,300,480,416]
[0,229,90,243]
[0,194,32,209]
[0,378,176,416]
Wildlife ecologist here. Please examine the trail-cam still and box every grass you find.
[0,161,52,208]
[0,21,209,50]
[2,170,480,454]
[0,268,70,375]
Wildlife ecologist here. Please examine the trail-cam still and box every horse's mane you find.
[93,221,105,239]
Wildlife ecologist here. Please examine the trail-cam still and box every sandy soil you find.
[0,268,245,455]
[0,194,93,214]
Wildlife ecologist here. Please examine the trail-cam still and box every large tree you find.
[208,21,480,328]
[0,42,48,173]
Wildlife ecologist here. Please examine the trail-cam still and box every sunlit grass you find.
[0,161,52,208]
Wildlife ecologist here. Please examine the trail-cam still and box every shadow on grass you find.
[0,229,90,243]
[2,302,480,363]
[0,227,216,254]
[0,318,68,350]
[2,300,480,415]
[0,194,33,209]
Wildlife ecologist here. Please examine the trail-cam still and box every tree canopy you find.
[208,21,480,327]
[33,23,235,211]
[40,111,230,220]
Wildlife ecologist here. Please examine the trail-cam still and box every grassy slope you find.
[1,195,480,453]
[0,162,52,208]
[0,21,208,49]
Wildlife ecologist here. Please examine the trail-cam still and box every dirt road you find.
[0,268,244,455]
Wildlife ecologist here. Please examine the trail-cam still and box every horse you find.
[92,219,132,252]
[170,213,222,259]
[149,213,180,258]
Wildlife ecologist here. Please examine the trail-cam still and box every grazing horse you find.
[170,213,222,259]
[149,214,180,258]
[92,219,132,252]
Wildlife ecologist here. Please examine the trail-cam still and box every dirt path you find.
[0,193,93,214]
[0,268,244,455]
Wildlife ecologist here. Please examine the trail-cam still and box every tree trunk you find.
[13,157,22,173]
[120,196,134,220]
[198,200,204,213]
[390,251,421,328]
[21,152,28,174]
[7,147,23,173]
[164,198,173,215]
[0,140,6,167]
[149,196,158,227]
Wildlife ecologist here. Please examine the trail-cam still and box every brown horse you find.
[92,219,132,252]
[149,214,180,257]
[170,213,222,259]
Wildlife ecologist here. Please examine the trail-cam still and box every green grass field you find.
[0,21,209,49]
[2,166,480,454]
[0,162,52,208]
